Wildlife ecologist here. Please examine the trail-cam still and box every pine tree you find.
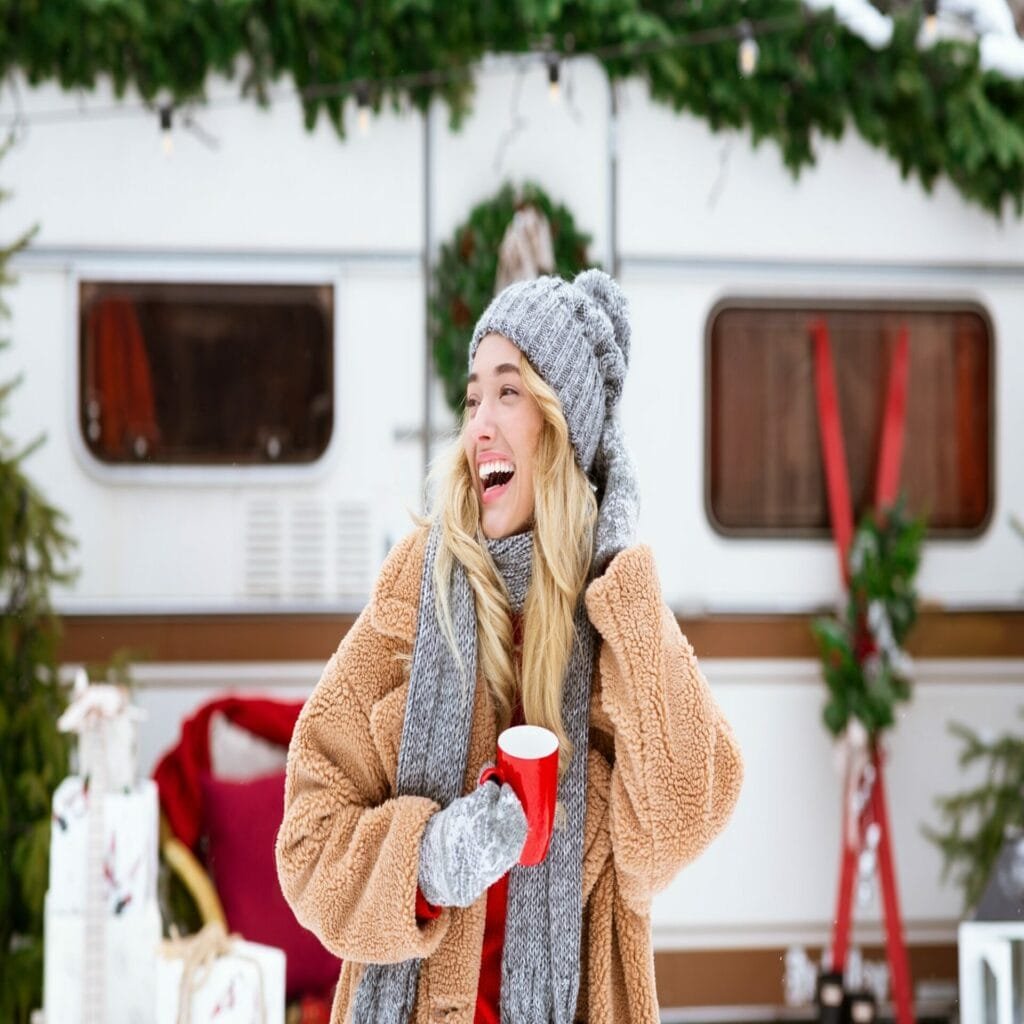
[0,132,77,1022]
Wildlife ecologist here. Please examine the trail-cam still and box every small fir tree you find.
[0,133,77,1023]
[925,716,1024,913]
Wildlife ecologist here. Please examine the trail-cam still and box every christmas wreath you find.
[430,182,597,415]
[812,496,926,738]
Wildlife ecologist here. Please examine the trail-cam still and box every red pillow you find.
[200,770,341,999]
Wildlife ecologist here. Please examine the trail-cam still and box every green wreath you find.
[812,495,927,739]
[430,182,598,416]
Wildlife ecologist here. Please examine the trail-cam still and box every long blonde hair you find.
[415,349,598,778]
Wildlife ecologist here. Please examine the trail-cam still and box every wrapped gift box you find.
[156,930,286,1024]
[48,776,158,915]
[43,896,162,1024]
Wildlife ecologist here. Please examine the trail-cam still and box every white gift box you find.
[48,776,158,915]
[43,895,162,1024]
[156,933,286,1024]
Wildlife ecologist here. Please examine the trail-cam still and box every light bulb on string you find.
[738,22,759,77]
[922,0,939,43]
[547,55,561,103]
[159,104,174,157]
[355,84,370,136]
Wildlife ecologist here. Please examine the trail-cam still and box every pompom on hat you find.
[469,269,630,476]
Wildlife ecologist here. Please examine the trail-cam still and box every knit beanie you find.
[468,269,630,476]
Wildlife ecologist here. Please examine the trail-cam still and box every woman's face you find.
[463,333,544,539]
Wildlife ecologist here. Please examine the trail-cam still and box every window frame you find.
[702,294,996,541]
[68,257,343,486]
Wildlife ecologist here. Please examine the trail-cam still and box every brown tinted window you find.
[707,302,992,535]
[79,281,333,465]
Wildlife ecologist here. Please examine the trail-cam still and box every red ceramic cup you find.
[479,724,559,866]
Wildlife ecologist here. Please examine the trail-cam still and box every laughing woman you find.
[275,270,743,1024]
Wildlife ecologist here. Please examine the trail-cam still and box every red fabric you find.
[869,746,915,1024]
[416,886,442,921]
[874,327,910,510]
[475,872,510,1024]
[475,633,525,1024]
[153,696,303,854]
[201,770,341,999]
[86,296,160,457]
[811,319,855,587]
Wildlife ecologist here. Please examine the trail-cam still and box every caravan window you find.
[78,281,333,465]
[707,301,992,536]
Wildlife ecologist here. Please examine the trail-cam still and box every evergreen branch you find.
[0,4,1022,215]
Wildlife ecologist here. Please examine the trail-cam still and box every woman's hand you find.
[417,780,528,908]
[593,415,640,575]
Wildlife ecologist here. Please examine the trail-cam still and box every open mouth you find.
[479,460,515,501]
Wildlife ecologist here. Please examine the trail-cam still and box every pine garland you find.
[812,496,926,738]
[0,134,77,1023]
[1,1,1022,216]
[430,181,595,414]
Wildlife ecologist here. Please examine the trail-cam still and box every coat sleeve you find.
[275,536,450,964]
[584,544,743,912]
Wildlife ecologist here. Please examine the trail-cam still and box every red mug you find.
[479,725,559,866]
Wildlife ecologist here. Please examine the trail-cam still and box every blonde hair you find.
[413,349,598,779]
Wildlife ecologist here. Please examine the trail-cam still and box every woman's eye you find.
[501,387,518,398]
[465,396,478,409]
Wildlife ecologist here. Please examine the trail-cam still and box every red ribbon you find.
[875,325,910,510]
[812,321,915,1024]
[811,320,855,586]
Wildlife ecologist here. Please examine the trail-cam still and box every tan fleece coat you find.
[276,526,743,1023]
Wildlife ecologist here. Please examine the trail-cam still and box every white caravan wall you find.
[621,268,1024,612]
[114,656,1024,951]
[2,79,423,252]
[5,59,1023,611]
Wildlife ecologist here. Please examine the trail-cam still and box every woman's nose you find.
[470,398,496,440]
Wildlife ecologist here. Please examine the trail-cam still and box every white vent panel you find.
[336,503,372,603]
[290,502,327,599]
[244,501,283,598]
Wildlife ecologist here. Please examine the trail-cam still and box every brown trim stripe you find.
[57,610,1024,664]
[653,944,957,1008]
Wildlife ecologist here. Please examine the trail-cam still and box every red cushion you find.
[200,770,341,999]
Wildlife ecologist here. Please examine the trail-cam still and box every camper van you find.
[5,54,1023,1013]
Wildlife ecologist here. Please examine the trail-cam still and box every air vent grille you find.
[244,501,283,598]
[291,502,327,599]
[243,498,371,604]
[336,503,372,603]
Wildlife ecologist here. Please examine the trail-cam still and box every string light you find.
[547,55,561,102]
[738,21,760,76]
[922,0,939,44]
[159,104,173,156]
[355,84,370,135]
[2,14,806,133]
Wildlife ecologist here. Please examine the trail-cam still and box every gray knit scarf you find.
[352,520,596,1024]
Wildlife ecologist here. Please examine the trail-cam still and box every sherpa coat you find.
[275,526,743,1024]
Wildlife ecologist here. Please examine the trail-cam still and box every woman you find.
[275,269,743,1024]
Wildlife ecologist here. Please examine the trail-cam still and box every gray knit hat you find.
[469,269,630,476]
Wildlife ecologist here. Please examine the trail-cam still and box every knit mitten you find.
[592,414,640,576]
[417,780,528,908]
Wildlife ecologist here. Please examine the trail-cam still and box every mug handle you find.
[478,764,503,787]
